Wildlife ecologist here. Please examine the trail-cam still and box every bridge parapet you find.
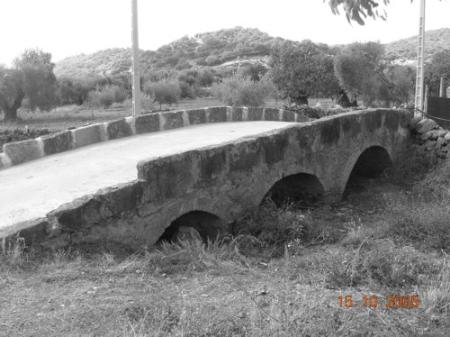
[0,106,311,170]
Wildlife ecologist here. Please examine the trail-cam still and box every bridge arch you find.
[262,173,325,207]
[158,210,225,243]
[343,145,393,197]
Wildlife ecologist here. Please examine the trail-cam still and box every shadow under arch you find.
[262,173,325,208]
[343,146,392,197]
[158,210,224,243]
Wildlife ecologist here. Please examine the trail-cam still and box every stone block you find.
[188,109,207,125]
[247,107,263,121]
[282,110,296,122]
[436,137,446,147]
[3,139,43,165]
[17,219,50,246]
[135,113,160,134]
[231,107,243,121]
[424,139,435,151]
[162,111,184,130]
[207,107,227,123]
[106,118,133,140]
[0,153,10,170]
[416,118,438,134]
[41,131,73,155]
[420,131,435,141]
[138,153,196,201]
[408,116,422,129]
[264,108,280,121]
[72,124,103,148]
[384,112,400,131]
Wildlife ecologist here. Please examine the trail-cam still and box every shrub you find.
[87,85,128,108]
[212,74,275,107]
[143,80,181,110]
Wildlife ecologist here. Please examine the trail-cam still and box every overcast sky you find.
[0,0,449,65]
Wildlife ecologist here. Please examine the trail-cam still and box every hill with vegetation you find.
[55,27,450,80]
[385,28,450,62]
[54,27,283,79]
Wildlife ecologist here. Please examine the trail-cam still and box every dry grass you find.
[1,128,450,336]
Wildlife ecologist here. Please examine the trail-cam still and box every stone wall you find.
[409,117,450,159]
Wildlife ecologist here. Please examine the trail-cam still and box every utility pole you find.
[131,0,141,116]
[439,77,446,98]
[414,0,426,117]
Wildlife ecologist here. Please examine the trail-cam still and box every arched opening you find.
[344,146,392,197]
[263,173,325,208]
[158,211,224,243]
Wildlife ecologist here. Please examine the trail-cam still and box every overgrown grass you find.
[1,150,450,336]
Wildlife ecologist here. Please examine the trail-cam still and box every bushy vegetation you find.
[4,27,450,122]
[212,74,275,107]
[143,80,181,110]
[87,85,128,108]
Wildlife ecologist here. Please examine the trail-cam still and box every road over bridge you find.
[0,107,411,250]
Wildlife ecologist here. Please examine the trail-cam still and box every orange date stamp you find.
[338,294,420,309]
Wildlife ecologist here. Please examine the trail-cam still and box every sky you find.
[0,0,449,65]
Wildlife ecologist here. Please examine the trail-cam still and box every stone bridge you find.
[0,107,412,250]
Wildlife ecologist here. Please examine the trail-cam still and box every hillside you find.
[54,27,281,79]
[385,27,450,62]
[55,27,450,79]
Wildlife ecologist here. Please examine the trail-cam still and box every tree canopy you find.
[270,40,340,104]
[426,49,450,95]
[326,0,433,25]
[0,49,57,121]
[334,42,388,105]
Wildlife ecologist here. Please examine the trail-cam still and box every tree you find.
[327,0,391,25]
[334,42,388,106]
[426,49,450,95]
[0,49,57,121]
[385,65,415,105]
[239,63,268,82]
[212,74,275,107]
[143,80,181,110]
[0,67,25,121]
[327,1,446,25]
[58,77,99,105]
[270,40,340,105]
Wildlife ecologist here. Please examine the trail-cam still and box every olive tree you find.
[0,49,57,121]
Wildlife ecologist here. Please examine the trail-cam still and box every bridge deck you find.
[0,121,295,236]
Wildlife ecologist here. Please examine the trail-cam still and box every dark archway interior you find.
[263,173,325,208]
[344,146,392,197]
[158,211,224,243]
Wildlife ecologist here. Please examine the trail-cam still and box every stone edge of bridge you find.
[0,106,302,171]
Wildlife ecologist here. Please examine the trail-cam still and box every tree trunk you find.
[0,90,24,122]
[3,108,18,122]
